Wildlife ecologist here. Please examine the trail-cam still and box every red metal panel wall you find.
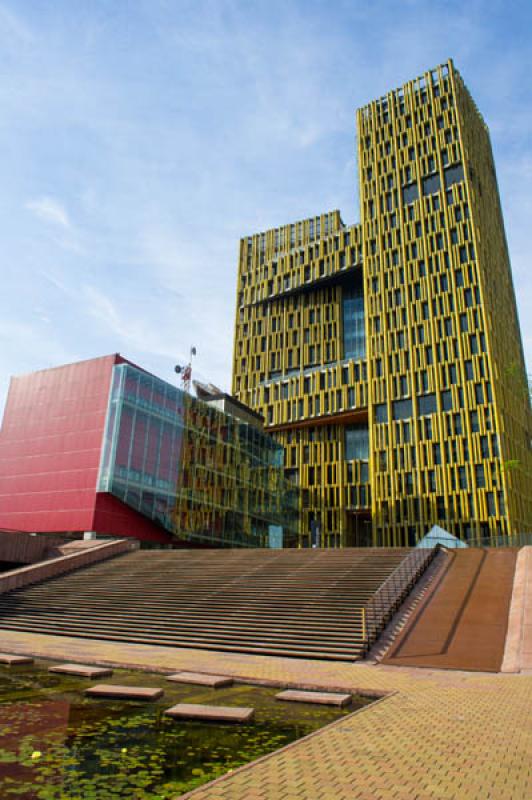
[0,355,120,533]
[93,493,174,544]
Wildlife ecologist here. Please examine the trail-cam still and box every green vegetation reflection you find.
[0,661,372,798]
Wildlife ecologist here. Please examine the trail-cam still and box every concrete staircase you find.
[0,548,415,661]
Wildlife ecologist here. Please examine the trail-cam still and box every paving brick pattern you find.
[1,629,531,800]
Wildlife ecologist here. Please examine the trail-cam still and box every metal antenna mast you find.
[174,346,197,394]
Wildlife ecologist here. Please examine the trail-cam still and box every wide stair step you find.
[0,547,420,661]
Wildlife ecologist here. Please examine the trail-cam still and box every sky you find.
[1,0,531,414]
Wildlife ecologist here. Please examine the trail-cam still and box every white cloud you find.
[26,196,71,228]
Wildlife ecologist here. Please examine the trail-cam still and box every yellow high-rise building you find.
[232,60,532,547]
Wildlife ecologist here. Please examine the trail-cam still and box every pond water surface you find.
[0,660,373,799]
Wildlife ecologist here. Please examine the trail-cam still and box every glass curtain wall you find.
[342,282,366,359]
[99,364,298,547]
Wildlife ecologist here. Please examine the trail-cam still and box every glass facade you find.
[345,425,369,461]
[98,364,298,547]
[342,284,365,359]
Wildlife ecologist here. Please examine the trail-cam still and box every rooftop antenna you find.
[174,346,197,394]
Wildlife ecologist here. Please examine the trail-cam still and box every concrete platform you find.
[85,684,164,700]
[164,703,254,723]
[166,671,234,688]
[49,663,113,678]
[276,689,352,706]
[0,652,33,665]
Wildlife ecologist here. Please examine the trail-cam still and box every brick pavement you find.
[1,629,531,800]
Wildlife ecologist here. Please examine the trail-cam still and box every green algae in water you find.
[0,661,373,798]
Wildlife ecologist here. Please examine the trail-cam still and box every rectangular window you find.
[422,173,441,196]
[402,182,419,205]
[444,163,464,188]
[342,284,366,359]
[375,403,388,423]
[345,425,369,461]
[393,398,413,420]
[441,390,453,411]
[418,393,437,416]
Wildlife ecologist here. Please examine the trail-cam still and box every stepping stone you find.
[166,672,234,688]
[85,684,164,701]
[276,690,352,707]
[49,663,113,679]
[164,703,254,723]
[0,653,34,665]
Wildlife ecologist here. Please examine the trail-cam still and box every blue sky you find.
[1,0,531,412]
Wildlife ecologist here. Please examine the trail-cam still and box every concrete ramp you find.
[382,549,517,672]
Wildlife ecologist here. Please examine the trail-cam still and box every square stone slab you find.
[166,672,234,688]
[49,663,113,679]
[164,703,254,723]
[85,684,164,700]
[276,690,352,707]
[0,653,34,665]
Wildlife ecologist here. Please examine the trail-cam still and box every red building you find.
[0,355,172,544]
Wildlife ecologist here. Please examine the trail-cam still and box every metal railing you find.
[361,546,440,651]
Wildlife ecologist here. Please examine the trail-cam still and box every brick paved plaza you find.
[1,629,530,800]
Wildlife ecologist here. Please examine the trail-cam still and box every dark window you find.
[444,163,464,188]
[402,183,419,205]
[375,403,388,423]
[441,390,453,411]
[393,398,413,420]
[418,393,437,416]
[475,464,485,488]
[422,173,441,196]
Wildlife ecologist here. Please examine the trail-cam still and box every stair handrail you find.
[361,546,440,652]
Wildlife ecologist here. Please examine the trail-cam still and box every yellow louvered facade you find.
[232,60,532,547]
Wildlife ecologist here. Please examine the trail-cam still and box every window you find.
[444,163,464,188]
[342,285,365,359]
[418,393,437,416]
[393,398,413,420]
[402,183,419,205]
[422,173,441,196]
[375,403,388,423]
[475,464,485,488]
[441,390,453,411]
[345,425,369,460]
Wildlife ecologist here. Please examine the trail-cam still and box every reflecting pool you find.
[0,660,373,798]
